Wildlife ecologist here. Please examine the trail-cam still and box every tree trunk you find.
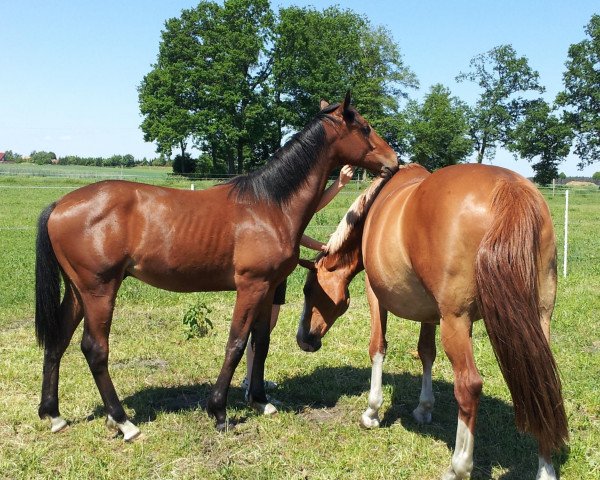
[236,139,244,174]
[180,140,187,174]
[477,136,487,163]
[227,151,235,175]
[211,143,218,172]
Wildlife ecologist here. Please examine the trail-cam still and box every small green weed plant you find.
[182,299,213,339]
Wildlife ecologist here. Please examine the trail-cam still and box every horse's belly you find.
[129,266,236,293]
[369,267,438,322]
[364,224,438,322]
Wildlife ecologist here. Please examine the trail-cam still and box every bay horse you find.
[34,93,398,440]
[297,163,568,479]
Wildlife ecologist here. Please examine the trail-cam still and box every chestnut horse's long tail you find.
[475,180,568,455]
[35,203,61,349]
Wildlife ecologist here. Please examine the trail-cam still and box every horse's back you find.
[47,180,239,292]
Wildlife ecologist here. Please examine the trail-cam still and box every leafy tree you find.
[509,99,573,185]
[556,14,600,168]
[273,6,417,141]
[172,153,197,175]
[2,150,23,162]
[138,6,202,159]
[100,154,136,167]
[139,2,417,174]
[151,156,167,167]
[405,84,473,170]
[592,171,600,181]
[30,151,56,165]
[457,44,545,163]
[139,0,275,174]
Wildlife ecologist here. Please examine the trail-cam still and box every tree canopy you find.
[139,0,274,174]
[136,4,598,179]
[404,84,472,170]
[556,14,600,168]
[509,100,573,184]
[457,45,545,163]
[139,1,416,174]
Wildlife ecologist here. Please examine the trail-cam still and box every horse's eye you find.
[362,125,371,136]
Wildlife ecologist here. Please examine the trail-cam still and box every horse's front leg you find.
[361,275,388,429]
[206,280,270,431]
[413,322,437,424]
[440,312,482,480]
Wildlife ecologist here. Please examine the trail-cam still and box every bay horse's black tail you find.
[35,203,61,349]
[475,179,568,456]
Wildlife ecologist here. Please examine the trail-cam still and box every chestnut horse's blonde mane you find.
[325,164,425,255]
[325,176,388,255]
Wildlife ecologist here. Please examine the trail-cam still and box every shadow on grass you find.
[110,365,567,479]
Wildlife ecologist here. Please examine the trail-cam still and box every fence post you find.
[563,189,569,277]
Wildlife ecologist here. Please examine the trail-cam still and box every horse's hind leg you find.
[440,312,482,480]
[412,322,436,424]
[361,275,388,429]
[537,252,559,479]
[39,280,83,432]
[79,287,140,441]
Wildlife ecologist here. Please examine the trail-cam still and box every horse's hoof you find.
[360,413,380,429]
[106,415,141,442]
[536,457,557,480]
[441,468,459,480]
[249,400,278,416]
[412,406,432,424]
[50,416,68,433]
[215,420,230,433]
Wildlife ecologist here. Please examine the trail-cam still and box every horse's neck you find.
[324,229,365,282]
[285,157,336,240]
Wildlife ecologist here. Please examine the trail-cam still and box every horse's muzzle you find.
[296,330,322,353]
[381,163,399,179]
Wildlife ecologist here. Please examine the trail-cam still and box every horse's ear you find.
[320,99,329,110]
[342,90,355,122]
[298,258,316,271]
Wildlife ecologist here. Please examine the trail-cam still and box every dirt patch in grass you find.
[112,357,169,370]
[299,404,351,424]
[584,340,600,353]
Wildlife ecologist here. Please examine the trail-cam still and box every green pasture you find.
[0,162,171,179]
[0,175,598,479]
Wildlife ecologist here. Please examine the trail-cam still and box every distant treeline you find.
[1,150,169,167]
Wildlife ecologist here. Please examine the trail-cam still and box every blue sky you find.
[1,1,598,176]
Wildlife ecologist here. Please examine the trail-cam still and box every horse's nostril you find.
[296,330,322,352]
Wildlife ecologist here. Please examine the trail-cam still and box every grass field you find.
[0,172,598,479]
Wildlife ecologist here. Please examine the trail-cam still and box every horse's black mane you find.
[228,103,342,206]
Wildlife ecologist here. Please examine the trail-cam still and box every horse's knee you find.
[81,335,108,373]
[454,372,483,417]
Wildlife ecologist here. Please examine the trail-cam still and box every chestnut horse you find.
[35,93,398,440]
[297,164,567,479]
